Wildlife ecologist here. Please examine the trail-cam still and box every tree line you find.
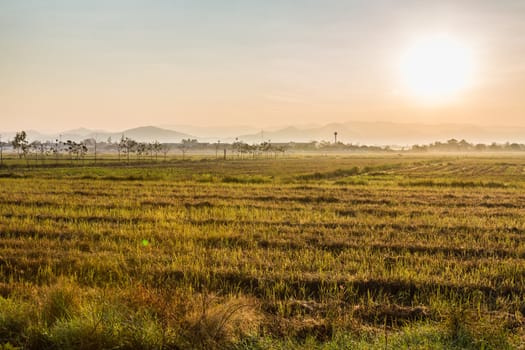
[0,131,290,165]
[410,138,525,152]
[2,131,172,165]
[1,131,525,167]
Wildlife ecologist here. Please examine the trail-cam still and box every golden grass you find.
[0,155,524,348]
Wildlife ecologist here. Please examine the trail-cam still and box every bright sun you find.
[399,35,474,103]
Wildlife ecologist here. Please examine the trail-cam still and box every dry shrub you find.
[117,286,262,348]
[120,283,190,329]
[185,294,261,349]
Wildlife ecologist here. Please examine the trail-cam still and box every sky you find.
[1,0,524,132]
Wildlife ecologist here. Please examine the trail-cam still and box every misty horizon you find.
[2,120,525,146]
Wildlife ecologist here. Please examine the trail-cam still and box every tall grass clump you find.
[41,280,81,326]
[0,297,33,346]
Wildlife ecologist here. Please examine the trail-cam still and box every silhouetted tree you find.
[411,144,428,152]
[65,140,76,163]
[161,144,170,161]
[275,144,288,158]
[152,140,161,161]
[30,140,43,163]
[474,144,486,151]
[232,138,240,158]
[119,136,137,163]
[179,139,197,160]
[64,140,88,163]
[259,140,272,158]
[12,131,29,159]
[509,143,521,151]
[136,142,147,160]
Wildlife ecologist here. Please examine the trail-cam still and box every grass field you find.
[1,155,524,349]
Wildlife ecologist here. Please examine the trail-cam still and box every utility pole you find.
[55,137,59,163]
[216,140,220,159]
[94,134,97,164]
[334,131,338,144]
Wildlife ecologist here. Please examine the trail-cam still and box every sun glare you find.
[399,35,474,104]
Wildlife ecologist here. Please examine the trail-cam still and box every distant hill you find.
[2,121,525,145]
[0,126,194,144]
[159,124,261,141]
[117,126,192,143]
[235,121,525,145]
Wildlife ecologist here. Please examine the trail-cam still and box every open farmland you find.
[1,155,525,349]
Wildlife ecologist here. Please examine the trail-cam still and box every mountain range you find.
[0,126,193,144]
[1,122,525,145]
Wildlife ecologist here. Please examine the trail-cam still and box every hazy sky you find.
[1,0,524,131]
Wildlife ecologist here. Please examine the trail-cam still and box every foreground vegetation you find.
[1,155,524,349]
